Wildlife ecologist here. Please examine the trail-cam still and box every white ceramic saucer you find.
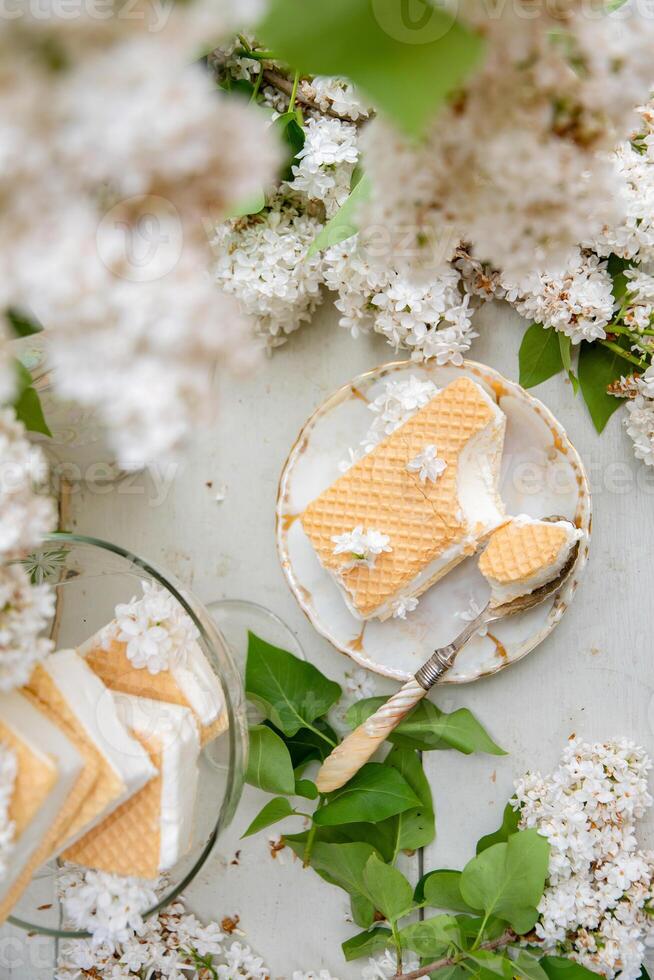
[276,360,591,683]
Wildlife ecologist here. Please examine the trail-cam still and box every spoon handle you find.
[315,678,427,793]
[315,606,491,793]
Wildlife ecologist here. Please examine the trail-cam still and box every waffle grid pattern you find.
[479,521,568,584]
[302,378,500,617]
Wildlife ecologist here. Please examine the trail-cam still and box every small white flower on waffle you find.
[391,595,419,620]
[105,581,199,675]
[331,526,391,569]
[406,444,447,483]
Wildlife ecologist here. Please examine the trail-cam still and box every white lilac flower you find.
[104,581,199,675]
[0,565,55,693]
[362,948,420,980]
[212,192,326,348]
[625,393,654,467]
[60,870,158,948]
[514,738,654,980]
[323,238,478,362]
[308,76,371,122]
[331,526,391,569]
[501,249,615,344]
[287,115,360,217]
[457,596,488,637]
[0,743,16,879]
[391,595,419,620]
[406,445,447,484]
[0,408,56,561]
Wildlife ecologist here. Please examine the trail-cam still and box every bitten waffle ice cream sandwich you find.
[65,694,200,879]
[301,377,507,620]
[0,690,86,923]
[25,649,156,853]
[79,633,227,747]
[479,514,582,607]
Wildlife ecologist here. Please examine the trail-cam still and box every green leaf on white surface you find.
[300,840,378,914]
[399,914,461,958]
[464,949,514,978]
[362,853,414,923]
[476,803,521,854]
[342,926,393,961]
[241,797,295,838]
[246,633,341,737]
[578,341,625,433]
[518,323,563,389]
[294,778,318,800]
[245,725,295,794]
[346,698,505,755]
[420,869,477,913]
[257,0,485,137]
[558,334,579,395]
[460,830,550,934]
[314,762,422,826]
[307,174,371,256]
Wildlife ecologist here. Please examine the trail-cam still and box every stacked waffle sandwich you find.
[0,586,227,924]
[301,376,582,617]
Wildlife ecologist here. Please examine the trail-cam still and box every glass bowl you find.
[9,532,248,937]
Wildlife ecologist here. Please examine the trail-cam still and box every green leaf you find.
[541,957,605,980]
[399,914,460,958]
[456,913,506,947]
[460,830,550,934]
[257,0,485,138]
[295,778,318,800]
[362,853,414,923]
[284,823,395,863]
[511,950,549,980]
[298,840,378,915]
[6,307,42,338]
[558,334,579,395]
[225,188,266,219]
[476,804,521,854]
[342,927,393,962]
[307,174,371,256]
[464,950,514,979]
[241,797,295,838]
[607,254,633,304]
[380,746,435,855]
[314,762,422,826]
[14,385,52,437]
[578,341,624,433]
[246,633,341,737]
[350,892,376,929]
[245,725,295,794]
[421,870,477,914]
[277,720,339,769]
[518,324,563,389]
[274,110,306,182]
[346,699,505,755]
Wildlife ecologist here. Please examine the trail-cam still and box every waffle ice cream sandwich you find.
[25,650,156,854]
[301,377,507,620]
[66,694,200,879]
[479,515,582,607]
[79,632,228,747]
[0,691,85,923]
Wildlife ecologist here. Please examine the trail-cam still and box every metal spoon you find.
[315,518,581,793]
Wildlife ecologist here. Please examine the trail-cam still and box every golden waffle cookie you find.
[25,665,124,847]
[479,520,570,586]
[83,638,227,747]
[64,730,162,879]
[302,377,504,618]
[0,719,56,840]
[0,694,90,924]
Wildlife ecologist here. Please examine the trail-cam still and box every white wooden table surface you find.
[4,299,654,978]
